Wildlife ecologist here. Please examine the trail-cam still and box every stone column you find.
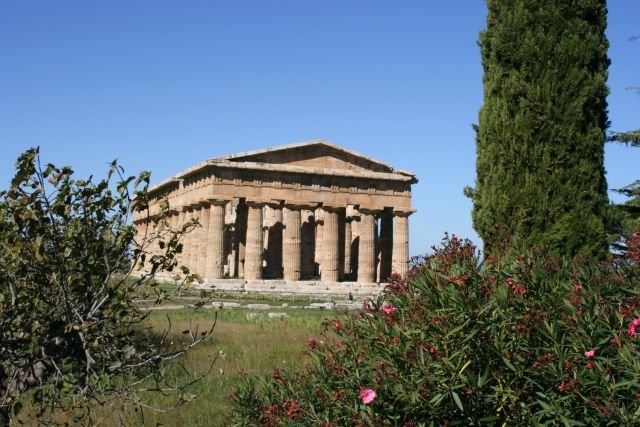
[182,208,192,272]
[379,209,394,282]
[265,204,284,278]
[358,208,379,283]
[204,199,228,280]
[392,209,415,278]
[235,200,247,278]
[314,210,324,277]
[283,205,302,281]
[300,210,316,279]
[321,207,340,282]
[176,209,186,265]
[189,206,200,276]
[344,217,353,280]
[244,201,265,280]
[197,204,210,277]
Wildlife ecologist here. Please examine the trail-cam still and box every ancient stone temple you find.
[133,140,417,296]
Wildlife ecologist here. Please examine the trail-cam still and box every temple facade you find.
[133,140,417,294]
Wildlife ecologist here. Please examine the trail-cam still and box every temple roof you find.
[149,140,417,192]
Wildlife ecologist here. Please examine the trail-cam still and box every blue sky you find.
[1,1,638,256]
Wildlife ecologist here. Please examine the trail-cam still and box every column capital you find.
[393,208,417,217]
[284,200,319,210]
[246,198,280,208]
[358,206,383,215]
[321,203,345,212]
[205,197,231,206]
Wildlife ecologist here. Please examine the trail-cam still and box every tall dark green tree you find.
[467,0,610,258]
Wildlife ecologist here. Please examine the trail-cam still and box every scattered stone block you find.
[246,303,272,310]
[268,312,288,319]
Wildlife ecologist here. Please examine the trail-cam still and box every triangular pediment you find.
[215,140,394,174]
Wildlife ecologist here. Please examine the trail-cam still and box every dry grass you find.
[86,308,339,426]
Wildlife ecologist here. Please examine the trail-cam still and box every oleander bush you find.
[231,234,640,426]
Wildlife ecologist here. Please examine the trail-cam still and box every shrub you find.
[231,234,640,425]
[0,149,213,426]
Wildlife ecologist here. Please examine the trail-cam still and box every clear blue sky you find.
[1,1,638,256]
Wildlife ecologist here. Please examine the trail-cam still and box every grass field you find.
[87,307,343,426]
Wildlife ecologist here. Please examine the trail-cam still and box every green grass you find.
[87,307,343,426]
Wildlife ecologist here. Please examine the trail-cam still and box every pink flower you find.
[628,317,640,338]
[382,304,396,315]
[585,361,594,370]
[573,283,582,292]
[584,348,596,358]
[392,337,401,344]
[360,388,377,405]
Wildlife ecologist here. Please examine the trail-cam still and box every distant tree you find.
[0,148,215,426]
[607,36,640,250]
[466,0,610,258]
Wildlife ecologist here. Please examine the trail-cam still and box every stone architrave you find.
[205,199,229,279]
[244,201,265,280]
[358,208,380,283]
[392,208,415,278]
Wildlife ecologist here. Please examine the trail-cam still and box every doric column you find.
[300,209,316,279]
[244,201,265,280]
[314,210,324,276]
[265,204,284,278]
[182,208,192,272]
[392,209,415,278]
[358,208,379,283]
[176,209,186,266]
[197,204,210,277]
[321,206,340,282]
[189,206,200,276]
[344,217,353,280]
[205,199,228,279]
[283,204,303,281]
[234,200,247,278]
[379,209,394,282]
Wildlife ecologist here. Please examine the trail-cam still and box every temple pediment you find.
[213,140,406,176]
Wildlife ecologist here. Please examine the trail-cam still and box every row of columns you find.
[138,198,413,283]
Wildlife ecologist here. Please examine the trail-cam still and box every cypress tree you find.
[468,0,610,258]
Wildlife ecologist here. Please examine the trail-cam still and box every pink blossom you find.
[573,283,582,292]
[628,317,640,338]
[392,337,401,344]
[585,361,594,370]
[360,388,377,405]
[584,349,596,359]
[382,304,396,315]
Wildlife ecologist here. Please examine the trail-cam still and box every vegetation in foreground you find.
[12,308,340,426]
[0,148,206,426]
[232,234,640,425]
[468,0,610,258]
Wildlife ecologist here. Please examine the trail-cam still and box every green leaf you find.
[452,391,464,412]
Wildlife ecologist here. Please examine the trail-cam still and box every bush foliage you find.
[232,234,640,425]
[0,149,212,426]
